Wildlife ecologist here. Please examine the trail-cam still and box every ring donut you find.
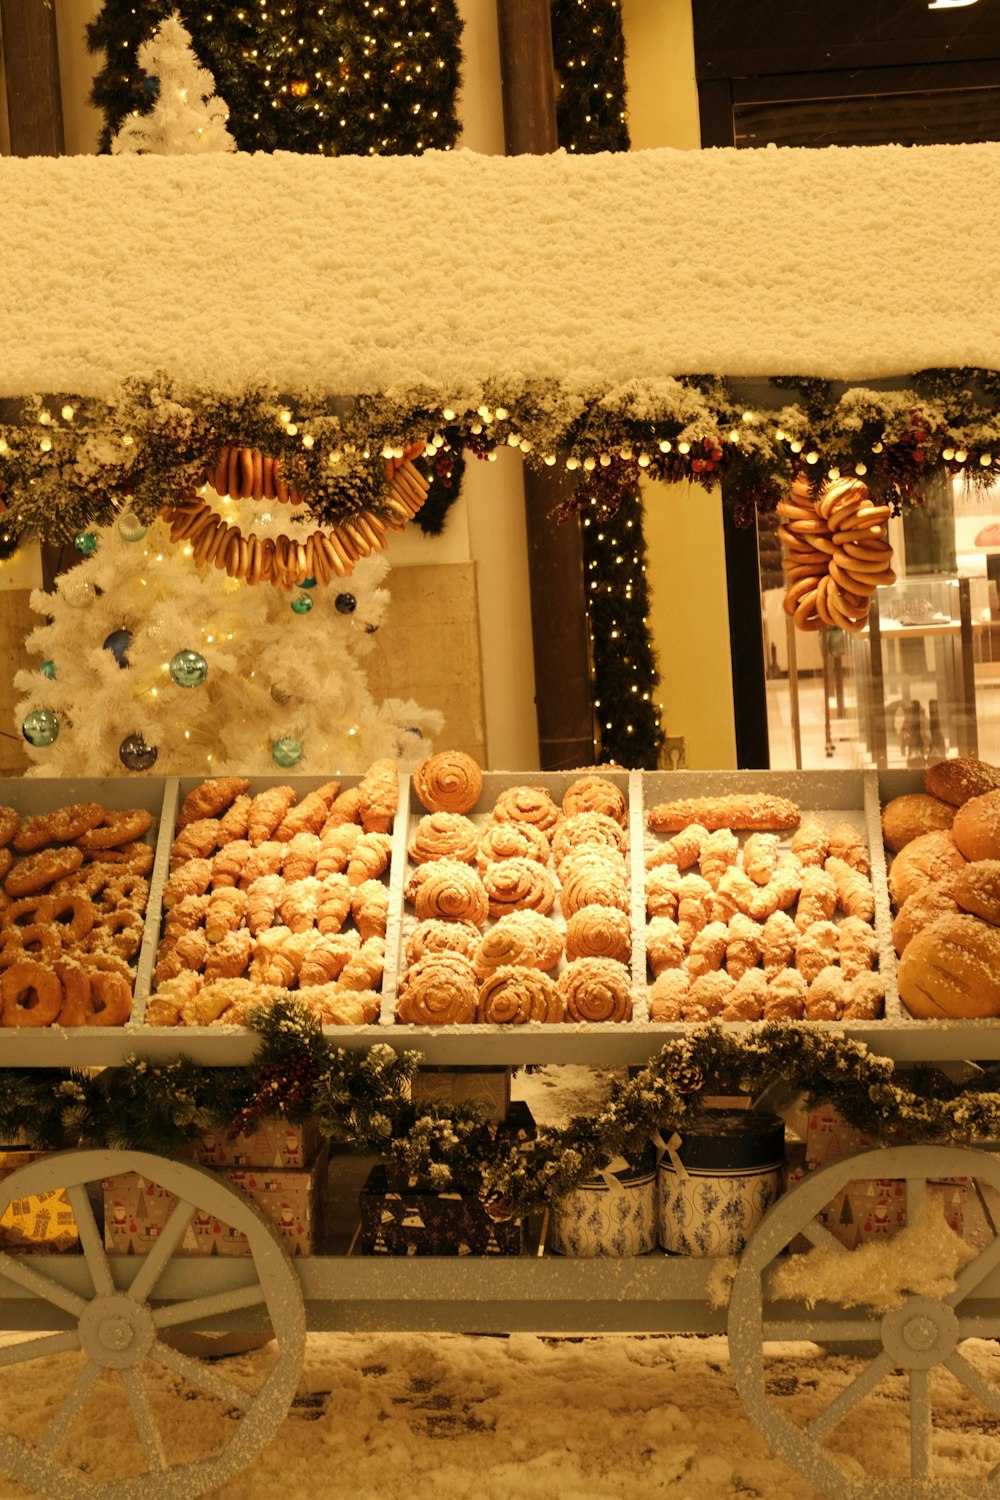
[75,809,153,852]
[13,922,63,963]
[45,889,96,943]
[54,960,91,1026]
[86,969,132,1026]
[90,908,144,961]
[1,960,63,1026]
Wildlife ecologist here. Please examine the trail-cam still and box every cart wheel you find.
[729,1144,1000,1500]
[0,1148,306,1499]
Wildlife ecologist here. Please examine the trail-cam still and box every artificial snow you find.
[1,143,999,401]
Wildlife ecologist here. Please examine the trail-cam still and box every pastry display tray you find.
[0,767,991,1067]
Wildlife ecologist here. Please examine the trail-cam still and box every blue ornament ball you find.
[334,593,356,614]
[300,576,317,589]
[290,592,314,615]
[74,531,98,556]
[40,660,56,680]
[143,76,160,97]
[170,649,208,688]
[103,629,133,669]
[117,511,147,542]
[22,708,59,747]
[271,735,303,768]
[119,733,158,771]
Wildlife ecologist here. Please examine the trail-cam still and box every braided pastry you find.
[557,957,633,1023]
[395,951,478,1025]
[647,794,799,834]
[74,808,153,853]
[409,812,479,866]
[551,812,626,864]
[561,774,627,827]
[5,846,85,898]
[406,918,482,966]
[491,784,561,833]
[14,802,105,853]
[178,777,251,828]
[477,819,550,869]
[412,751,483,815]
[477,964,563,1024]
[407,858,489,926]
[565,903,630,964]
[473,909,563,978]
[481,857,556,918]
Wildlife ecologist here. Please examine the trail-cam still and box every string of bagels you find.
[780,473,896,634]
[160,441,430,587]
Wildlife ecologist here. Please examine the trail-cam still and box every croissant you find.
[249,927,312,987]
[351,878,389,941]
[153,929,208,985]
[347,832,392,888]
[357,758,399,833]
[698,829,739,891]
[316,874,352,934]
[676,873,713,946]
[296,985,380,1026]
[685,972,734,1021]
[794,867,838,932]
[315,823,362,879]
[169,818,222,869]
[827,821,870,876]
[789,820,829,868]
[742,833,780,886]
[724,912,763,981]
[274,786,338,841]
[238,840,285,887]
[838,914,879,978]
[278,876,323,933]
[203,926,252,981]
[721,968,768,1022]
[177,777,251,829]
[244,874,285,936]
[686,920,728,979]
[282,832,322,882]
[762,910,798,977]
[298,930,360,986]
[161,858,212,910]
[794,919,840,984]
[337,935,385,991]
[322,785,364,831]
[161,892,210,937]
[210,839,253,890]
[646,823,707,873]
[205,886,248,943]
[648,969,689,1022]
[645,916,685,976]
[645,863,681,920]
[247,785,297,846]
[806,965,844,1021]
[217,794,252,844]
[825,856,875,922]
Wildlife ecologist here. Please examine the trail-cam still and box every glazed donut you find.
[86,969,133,1026]
[14,802,105,852]
[561,774,627,827]
[5,846,84,898]
[557,957,633,1023]
[1,960,63,1026]
[481,857,556,918]
[45,889,96,944]
[476,964,563,1024]
[395,952,478,1025]
[75,807,153,852]
[477,820,550,869]
[408,812,479,866]
[412,751,483,815]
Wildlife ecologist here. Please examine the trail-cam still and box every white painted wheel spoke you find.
[148,1339,255,1412]
[950,1228,1000,1304]
[0,1329,81,1369]
[787,1216,849,1257]
[39,1359,102,1455]
[909,1367,931,1479]
[0,1251,87,1318]
[957,1316,1000,1340]
[65,1183,115,1298]
[945,1349,1000,1416]
[126,1198,198,1306]
[120,1366,167,1472]
[762,1318,878,1343]
[806,1350,895,1442]
[153,1282,268,1330]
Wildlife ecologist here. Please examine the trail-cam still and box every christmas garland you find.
[4,371,1000,545]
[3,998,1000,1221]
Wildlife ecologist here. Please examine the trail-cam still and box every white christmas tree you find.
[110,11,236,156]
[14,514,441,778]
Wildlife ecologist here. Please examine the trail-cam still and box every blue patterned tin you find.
[658,1112,785,1256]
[549,1145,658,1257]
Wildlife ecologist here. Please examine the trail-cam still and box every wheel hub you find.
[78,1295,156,1369]
[880,1296,960,1370]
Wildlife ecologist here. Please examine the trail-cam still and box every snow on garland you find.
[3,1002,999,1221]
[2,370,999,545]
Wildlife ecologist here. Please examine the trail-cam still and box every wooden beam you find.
[0,0,64,157]
[496,0,595,769]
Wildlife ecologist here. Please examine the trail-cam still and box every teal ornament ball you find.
[170,650,208,688]
[22,708,59,747]
[103,629,132,668]
[300,576,317,589]
[74,531,98,556]
[271,736,303,768]
[119,733,158,771]
[290,592,314,615]
[117,511,147,542]
[40,660,56,680]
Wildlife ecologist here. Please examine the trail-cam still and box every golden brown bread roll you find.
[880,792,955,853]
[887,829,966,907]
[924,756,1000,807]
[953,859,1000,925]
[952,790,1000,863]
[891,880,962,956]
[897,912,1000,1018]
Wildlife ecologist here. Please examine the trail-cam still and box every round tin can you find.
[549,1144,658,1257]
[658,1111,785,1256]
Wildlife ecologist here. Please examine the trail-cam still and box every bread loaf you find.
[880,792,955,853]
[897,912,1000,1018]
[924,756,1000,807]
[952,790,1000,863]
[953,859,1000,925]
[887,829,966,907]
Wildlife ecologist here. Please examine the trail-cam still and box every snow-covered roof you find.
[2,141,999,401]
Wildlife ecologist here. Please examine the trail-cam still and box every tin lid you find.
[667,1111,785,1172]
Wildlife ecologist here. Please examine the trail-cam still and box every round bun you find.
[952,790,1000,863]
[891,879,962,955]
[953,859,1000,925]
[924,757,1000,807]
[880,792,955,853]
[897,912,1000,1018]
[887,829,966,907]
[412,752,483,815]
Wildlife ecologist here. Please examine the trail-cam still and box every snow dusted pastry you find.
[477,819,550,868]
[473,910,563,977]
[646,794,800,833]
[561,774,627,827]
[356,758,399,834]
[558,957,633,1023]
[405,918,482,965]
[564,903,630,964]
[477,964,563,1024]
[685,971,734,1021]
[887,828,967,906]
[273,781,341,840]
[406,858,489,926]
[177,776,252,828]
[408,811,479,865]
[412,751,483,815]
[880,791,956,852]
[395,951,478,1025]
[491,784,561,833]
[551,811,626,863]
[481,857,556,918]
[648,968,689,1021]
[559,860,629,919]
[645,823,707,872]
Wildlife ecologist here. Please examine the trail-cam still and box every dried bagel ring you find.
[5,846,84,898]
[2,895,53,930]
[13,922,63,963]
[90,908,145,961]
[0,806,20,848]
[1,959,63,1026]
[54,959,91,1026]
[75,808,153,852]
[86,968,132,1026]
[45,889,96,943]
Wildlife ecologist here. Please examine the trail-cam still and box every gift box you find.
[358,1164,523,1255]
[0,1148,80,1254]
[410,1067,511,1123]
[194,1116,321,1169]
[549,1144,659,1258]
[103,1149,326,1257]
[658,1112,785,1257]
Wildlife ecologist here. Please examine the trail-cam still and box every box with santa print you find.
[0,1147,80,1254]
[103,1148,326,1257]
[358,1163,523,1256]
